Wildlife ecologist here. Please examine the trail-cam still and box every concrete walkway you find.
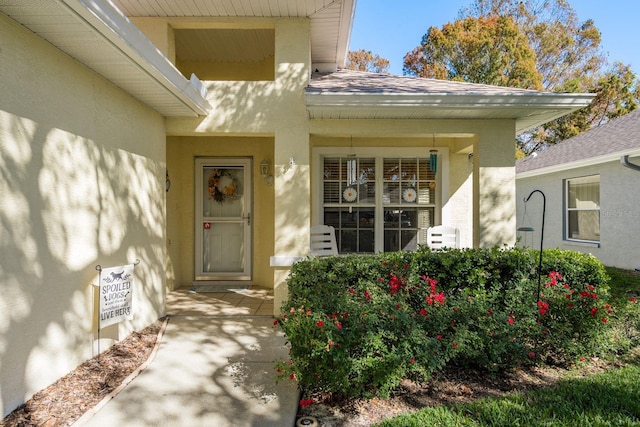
[75,288,299,427]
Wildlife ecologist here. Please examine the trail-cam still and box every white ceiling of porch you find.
[112,0,354,67]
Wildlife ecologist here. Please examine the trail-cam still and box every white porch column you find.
[272,19,311,314]
[473,123,517,247]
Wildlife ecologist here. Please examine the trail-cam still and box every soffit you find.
[305,99,585,133]
[0,0,210,117]
[112,0,355,67]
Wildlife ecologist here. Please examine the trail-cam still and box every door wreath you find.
[208,169,242,203]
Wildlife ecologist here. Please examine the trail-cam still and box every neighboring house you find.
[0,0,592,416]
[516,110,640,270]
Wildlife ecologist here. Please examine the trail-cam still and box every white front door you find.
[195,158,252,281]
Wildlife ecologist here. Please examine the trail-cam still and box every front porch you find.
[166,287,275,317]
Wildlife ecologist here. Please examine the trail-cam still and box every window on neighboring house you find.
[565,175,600,242]
[321,153,437,253]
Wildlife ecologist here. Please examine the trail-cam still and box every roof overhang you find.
[111,0,356,72]
[517,148,640,179]
[306,92,595,133]
[0,0,211,117]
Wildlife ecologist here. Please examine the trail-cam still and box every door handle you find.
[243,213,251,225]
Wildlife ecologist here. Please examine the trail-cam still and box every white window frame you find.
[312,147,450,253]
[564,175,600,243]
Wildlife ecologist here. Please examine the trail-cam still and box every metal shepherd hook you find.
[523,189,546,303]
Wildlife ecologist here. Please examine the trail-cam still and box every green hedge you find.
[276,247,624,399]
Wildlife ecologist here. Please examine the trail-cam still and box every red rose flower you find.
[299,398,313,407]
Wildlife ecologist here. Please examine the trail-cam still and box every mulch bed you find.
[298,356,624,426]
[0,318,165,427]
[0,315,632,427]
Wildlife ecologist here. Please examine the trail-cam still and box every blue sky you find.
[349,0,639,77]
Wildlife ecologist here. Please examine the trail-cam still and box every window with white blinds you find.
[565,175,600,242]
[322,156,436,253]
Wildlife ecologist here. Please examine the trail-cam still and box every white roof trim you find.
[60,0,211,116]
[306,92,594,108]
[306,92,594,132]
[336,0,356,68]
[517,148,640,179]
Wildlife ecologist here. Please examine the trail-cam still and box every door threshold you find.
[189,281,251,293]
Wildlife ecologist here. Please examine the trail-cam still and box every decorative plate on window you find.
[402,187,417,203]
[343,187,357,202]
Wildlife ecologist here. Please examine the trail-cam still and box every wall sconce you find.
[260,160,273,185]
[166,169,171,192]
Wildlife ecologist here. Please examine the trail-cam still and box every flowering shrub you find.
[276,247,630,399]
[533,271,614,362]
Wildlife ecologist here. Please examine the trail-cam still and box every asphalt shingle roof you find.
[516,109,640,174]
[308,69,541,95]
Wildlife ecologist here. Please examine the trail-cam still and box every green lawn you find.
[375,363,640,427]
[606,266,640,297]
[376,267,640,427]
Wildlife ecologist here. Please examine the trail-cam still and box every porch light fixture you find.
[166,169,171,192]
[260,160,273,186]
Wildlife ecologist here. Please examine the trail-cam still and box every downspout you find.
[621,155,640,172]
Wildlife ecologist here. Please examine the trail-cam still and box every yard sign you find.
[99,264,134,327]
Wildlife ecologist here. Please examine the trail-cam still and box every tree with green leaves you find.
[528,62,639,151]
[460,0,606,91]
[405,0,639,153]
[403,15,542,90]
[346,49,390,74]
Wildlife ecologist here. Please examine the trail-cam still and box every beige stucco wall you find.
[516,159,640,270]
[473,123,517,247]
[177,57,276,81]
[156,18,311,311]
[446,147,475,249]
[166,136,275,290]
[0,13,167,417]
[137,16,519,312]
[309,119,518,249]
